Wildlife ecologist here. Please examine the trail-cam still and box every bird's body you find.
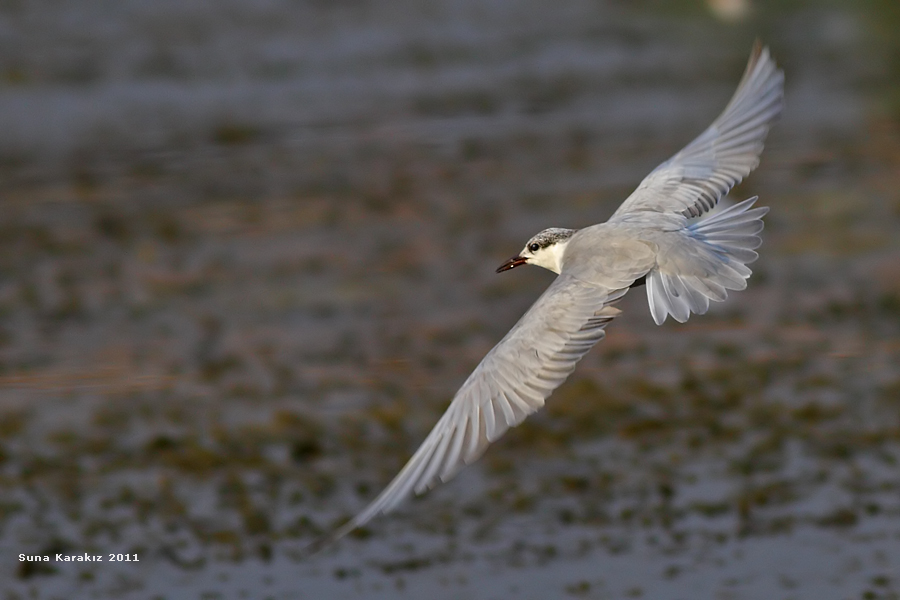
[310,43,783,552]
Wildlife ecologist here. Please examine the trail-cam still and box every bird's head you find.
[497,228,576,275]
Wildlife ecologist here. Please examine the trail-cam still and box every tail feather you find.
[647,197,767,325]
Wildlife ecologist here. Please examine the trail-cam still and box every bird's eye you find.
[528,243,540,253]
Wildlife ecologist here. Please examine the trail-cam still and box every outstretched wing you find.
[611,43,783,220]
[318,274,630,547]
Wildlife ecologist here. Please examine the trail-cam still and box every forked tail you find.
[646,197,768,324]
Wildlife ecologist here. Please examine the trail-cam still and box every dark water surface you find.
[1,1,899,598]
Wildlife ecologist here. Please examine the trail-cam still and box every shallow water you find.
[1,0,900,598]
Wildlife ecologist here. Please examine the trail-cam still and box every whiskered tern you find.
[311,42,783,552]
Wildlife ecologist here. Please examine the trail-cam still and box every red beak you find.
[496,256,527,273]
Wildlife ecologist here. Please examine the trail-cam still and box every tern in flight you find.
[312,43,783,551]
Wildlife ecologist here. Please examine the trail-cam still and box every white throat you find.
[530,239,570,274]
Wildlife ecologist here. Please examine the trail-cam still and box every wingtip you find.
[751,38,764,58]
[750,38,761,58]
[742,39,774,82]
[295,518,362,560]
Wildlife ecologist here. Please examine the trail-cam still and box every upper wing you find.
[611,43,783,220]
[319,274,630,546]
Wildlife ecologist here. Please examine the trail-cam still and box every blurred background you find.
[1,0,899,598]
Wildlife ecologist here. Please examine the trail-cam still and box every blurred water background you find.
[1,0,899,598]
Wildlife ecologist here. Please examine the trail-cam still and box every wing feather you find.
[611,43,783,220]
[319,275,630,545]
